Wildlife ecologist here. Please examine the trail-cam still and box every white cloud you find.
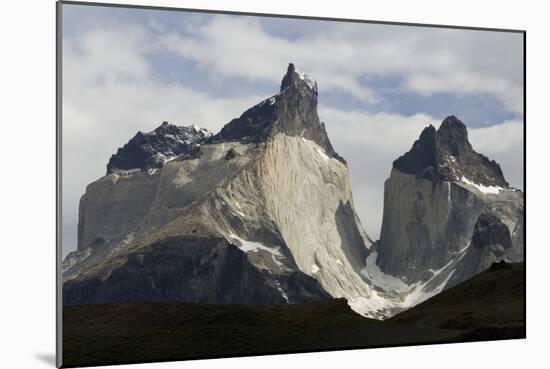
[62,24,265,256]
[319,109,436,239]
[469,119,524,188]
[321,108,524,239]
[61,14,524,255]
[162,16,379,103]
[162,15,523,113]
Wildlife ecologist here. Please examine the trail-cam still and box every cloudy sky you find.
[61,4,524,257]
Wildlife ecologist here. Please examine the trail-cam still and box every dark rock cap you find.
[107,64,345,170]
[280,63,318,93]
[393,115,508,187]
[209,63,344,164]
[107,122,212,174]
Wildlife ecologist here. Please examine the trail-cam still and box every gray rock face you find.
[447,213,520,289]
[63,64,375,316]
[371,116,523,306]
[63,236,329,305]
[63,66,523,320]
[472,213,513,251]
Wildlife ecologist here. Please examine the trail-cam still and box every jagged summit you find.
[63,63,524,320]
[437,115,472,158]
[107,121,212,174]
[107,64,343,176]
[377,114,523,292]
[64,63,374,317]
[280,63,318,93]
[393,115,507,187]
[210,64,344,163]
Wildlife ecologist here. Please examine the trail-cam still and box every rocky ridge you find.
[365,116,524,316]
[393,116,508,187]
[63,64,378,317]
[107,122,213,174]
[63,64,524,320]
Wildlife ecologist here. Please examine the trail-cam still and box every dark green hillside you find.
[62,299,456,367]
[391,261,525,339]
[62,262,524,367]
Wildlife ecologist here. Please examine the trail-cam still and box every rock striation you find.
[63,64,376,316]
[62,65,524,320]
[368,116,523,311]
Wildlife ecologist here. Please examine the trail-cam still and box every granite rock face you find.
[63,64,376,316]
[447,213,519,289]
[472,213,513,251]
[371,117,523,306]
[62,65,524,319]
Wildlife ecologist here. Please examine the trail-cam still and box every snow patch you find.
[349,291,398,319]
[401,263,460,307]
[294,67,318,91]
[357,246,471,318]
[118,168,142,176]
[300,137,332,162]
[230,200,246,217]
[274,280,289,302]
[315,148,330,162]
[460,176,503,194]
[258,96,277,107]
[233,208,246,217]
[361,252,409,291]
[311,264,320,273]
[228,234,285,269]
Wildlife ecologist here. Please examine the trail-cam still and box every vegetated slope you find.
[390,261,525,340]
[62,262,524,367]
[62,299,457,367]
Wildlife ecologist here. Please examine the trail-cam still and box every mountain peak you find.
[280,63,318,93]
[439,115,467,133]
[107,122,212,174]
[393,116,508,187]
[210,64,343,163]
[436,115,470,157]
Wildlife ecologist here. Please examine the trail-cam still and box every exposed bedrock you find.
[63,64,376,316]
[375,116,524,291]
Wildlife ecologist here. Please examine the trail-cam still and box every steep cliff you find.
[63,64,378,316]
[63,67,523,320]
[366,116,523,310]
